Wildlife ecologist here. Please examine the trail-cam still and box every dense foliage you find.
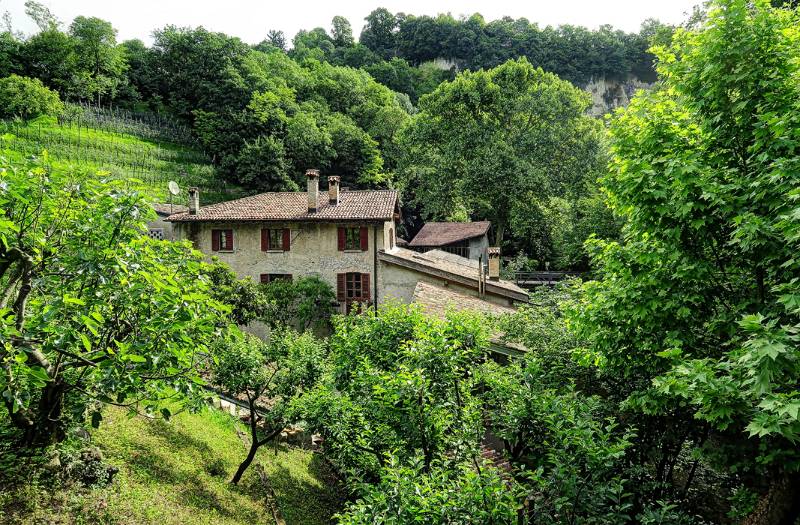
[357,8,667,85]
[0,156,226,446]
[570,0,800,517]
[203,262,336,330]
[0,74,63,119]
[398,57,617,262]
[212,328,325,484]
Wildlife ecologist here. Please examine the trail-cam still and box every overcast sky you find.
[1,0,700,45]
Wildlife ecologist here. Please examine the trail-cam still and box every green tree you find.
[399,57,604,247]
[18,29,76,95]
[300,303,488,481]
[359,8,397,59]
[69,16,127,104]
[23,0,59,32]
[212,328,325,484]
[150,26,251,118]
[570,0,800,515]
[0,31,20,77]
[0,157,226,446]
[235,135,295,191]
[0,74,63,119]
[331,16,354,48]
[202,262,270,326]
[260,276,336,331]
[338,458,522,524]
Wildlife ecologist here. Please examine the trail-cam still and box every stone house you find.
[167,169,527,313]
[168,170,399,313]
[407,221,490,262]
[148,203,188,241]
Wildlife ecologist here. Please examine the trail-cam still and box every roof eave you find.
[167,216,393,223]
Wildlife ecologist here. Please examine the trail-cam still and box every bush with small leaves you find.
[0,74,64,120]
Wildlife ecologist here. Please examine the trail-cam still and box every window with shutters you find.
[338,272,370,313]
[262,228,290,252]
[260,273,292,284]
[345,272,362,299]
[339,226,368,251]
[212,229,234,251]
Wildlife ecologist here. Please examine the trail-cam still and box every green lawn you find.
[0,406,344,525]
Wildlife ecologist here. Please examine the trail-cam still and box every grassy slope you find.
[0,406,343,525]
[0,114,243,205]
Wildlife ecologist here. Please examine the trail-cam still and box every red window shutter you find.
[260,274,269,283]
[360,226,368,251]
[226,230,233,250]
[336,273,346,301]
[211,230,220,251]
[361,273,370,302]
[261,229,268,251]
[337,227,345,251]
[282,228,290,251]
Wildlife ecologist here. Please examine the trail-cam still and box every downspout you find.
[373,224,379,309]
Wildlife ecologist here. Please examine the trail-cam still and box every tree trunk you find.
[740,473,800,525]
[24,381,67,447]
[231,440,259,485]
[495,223,505,247]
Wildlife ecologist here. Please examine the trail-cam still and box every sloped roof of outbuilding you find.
[167,190,398,222]
[379,247,528,303]
[152,203,189,217]
[408,221,491,247]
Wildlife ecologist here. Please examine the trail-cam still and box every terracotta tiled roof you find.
[412,281,528,355]
[413,281,516,318]
[408,221,491,247]
[166,190,398,222]
[379,247,529,302]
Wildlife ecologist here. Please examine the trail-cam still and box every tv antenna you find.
[168,181,180,214]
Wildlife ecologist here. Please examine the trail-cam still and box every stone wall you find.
[174,220,391,312]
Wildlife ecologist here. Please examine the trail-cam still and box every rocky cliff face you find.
[581,76,654,117]
[421,59,654,117]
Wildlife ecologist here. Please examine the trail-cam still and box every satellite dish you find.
[168,181,180,196]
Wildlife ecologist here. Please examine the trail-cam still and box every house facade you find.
[168,170,399,312]
[167,169,527,314]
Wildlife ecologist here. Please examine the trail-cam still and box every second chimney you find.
[188,187,200,215]
[306,169,320,212]
[328,176,340,205]
[488,247,501,281]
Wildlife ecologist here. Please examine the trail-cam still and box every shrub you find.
[0,74,64,120]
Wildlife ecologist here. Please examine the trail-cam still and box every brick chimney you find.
[188,187,199,215]
[306,169,320,212]
[328,176,340,205]
[488,247,501,280]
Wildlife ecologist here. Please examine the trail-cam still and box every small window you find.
[260,273,292,284]
[345,228,360,250]
[261,228,290,251]
[148,228,164,241]
[212,229,234,251]
[268,229,282,250]
[389,228,394,249]
[338,227,367,251]
[346,272,363,299]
